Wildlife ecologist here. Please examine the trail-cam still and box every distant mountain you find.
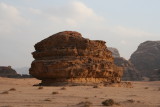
[108,47,142,81]
[0,66,21,78]
[114,57,142,81]
[15,67,29,74]
[130,41,160,81]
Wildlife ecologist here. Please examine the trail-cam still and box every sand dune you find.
[0,77,160,107]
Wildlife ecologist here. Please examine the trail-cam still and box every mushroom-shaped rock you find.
[29,31,123,85]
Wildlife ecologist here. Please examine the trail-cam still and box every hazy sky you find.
[0,0,160,68]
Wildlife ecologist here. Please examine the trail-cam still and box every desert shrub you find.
[137,101,141,103]
[52,91,59,94]
[61,87,66,90]
[44,98,51,101]
[127,99,135,103]
[38,86,43,89]
[9,88,16,91]
[84,97,89,99]
[144,87,149,89]
[102,99,115,106]
[78,101,92,107]
[1,91,9,94]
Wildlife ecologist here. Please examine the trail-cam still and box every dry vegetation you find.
[144,87,149,89]
[9,88,16,91]
[126,99,135,103]
[52,91,59,94]
[44,98,52,102]
[60,87,66,90]
[38,86,43,89]
[102,99,115,106]
[1,91,9,94]
[77,101,92,107]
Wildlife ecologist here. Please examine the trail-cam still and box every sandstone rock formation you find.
[130,41,160,81]
[108,48,142,81]
[0,66,21,78]
[30,31,123,85]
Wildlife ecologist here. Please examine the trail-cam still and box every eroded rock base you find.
[36,78,132,88]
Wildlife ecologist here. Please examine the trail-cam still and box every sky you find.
[0,0,160,68]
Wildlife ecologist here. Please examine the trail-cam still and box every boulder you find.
[29,31,123,85]
[130,41,160,80]
[108,48,142,81]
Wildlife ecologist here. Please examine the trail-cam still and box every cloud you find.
[0,2,20,20]
[0,2,28,35]
[29,8,41,15]
[66,1,103,22]
[111,25,152,37]
[29,1,104,27]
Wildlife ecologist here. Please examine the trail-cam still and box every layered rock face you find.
[108,48,142,81]
[0,66,20,78]
[30,31,123,85]
[130,41,160,80]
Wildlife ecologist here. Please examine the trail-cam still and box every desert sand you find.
[0,77,160,107]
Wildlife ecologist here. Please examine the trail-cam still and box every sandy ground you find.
[0,77,160,107]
